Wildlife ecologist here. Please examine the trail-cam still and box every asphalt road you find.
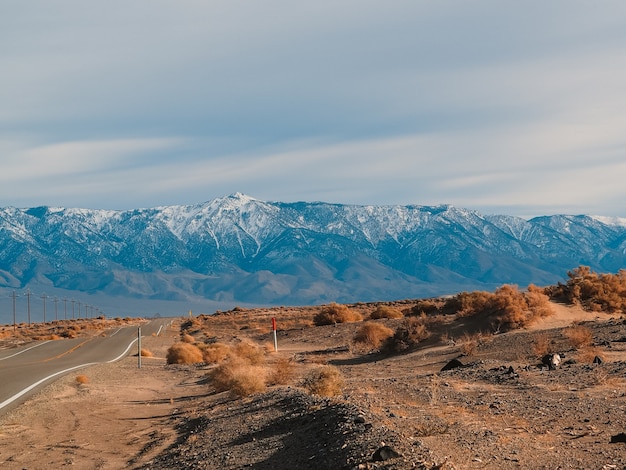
[0,318,172,414]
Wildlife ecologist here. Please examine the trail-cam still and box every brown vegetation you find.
[302,365,344,397]
[564,324,594,349]
[384,316,431,353]
[353,322,394,351]
[313,303,363,326]
[546,265,626,313]
[166,342,203,364]
[369,305,404,319]
[140,348,154,357]
[75,375,89,385]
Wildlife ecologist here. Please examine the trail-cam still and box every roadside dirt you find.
[1,303,626,469]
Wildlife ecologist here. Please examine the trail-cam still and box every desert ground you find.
[1,300,626,470]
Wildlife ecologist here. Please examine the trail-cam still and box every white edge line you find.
[0,362,98,411]
[0,341,50,361]
[107,337,140,363]
[1,336,141,411]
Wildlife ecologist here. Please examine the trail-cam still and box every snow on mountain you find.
[0,193,624,312]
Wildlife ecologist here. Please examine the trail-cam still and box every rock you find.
[542,353,561,370]
[593,355,603,364]
[372,445,402,461]
[441,358,464,371]
[610,432,626,443]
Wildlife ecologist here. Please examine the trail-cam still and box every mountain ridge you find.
[0,193,625,317]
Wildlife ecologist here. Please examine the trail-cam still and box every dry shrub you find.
[313,303,363,326]
[353,322,394,351]
[576,346,606,364]
[459,332,479,356]
[75,375,89,385]
[166,342,204,364]
[181,333,195,343]
[232,340,265,365]
[370,305,403,320]
[140,348,154,357]
[546,266,626,312]
[302,365,344,397]
[210,357,267,397]
[442,284,554,331]
[531,332,553,357]
[202,342,231,364]
[384,317,430,353]
[268,356,296,385]
[564,325,594,349]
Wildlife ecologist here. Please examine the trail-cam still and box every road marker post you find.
[138,327,142,369]
[272,317,278,352]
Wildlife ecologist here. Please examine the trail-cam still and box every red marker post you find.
[272,317,278,352]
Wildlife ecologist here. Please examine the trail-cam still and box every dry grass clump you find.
[576,346,606,364]
[384,316,431,353]
[302,365,344,397]
[268,356,296,385]
[369,305,403,320]
[181,333,195,343]
[140,348,154,357]
[211,357,267,397]
[166,342,204,364]
[201,342,231,364]
[531,332,554,357]
[313,303,363,326]
[232,340,266,365]
[75,375,89,385]
[353,322,394,351]
[564,324,594,349]
[207,339,270,397]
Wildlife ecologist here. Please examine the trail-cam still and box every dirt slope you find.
[1,302,626,469]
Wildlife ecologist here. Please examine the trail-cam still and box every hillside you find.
[1,300,625,469]
[1,194,626,322]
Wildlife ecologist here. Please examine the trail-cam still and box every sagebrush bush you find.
[369,305,403,320]
[313,303,363,326]
[546,266,626,313]
[166,342,204,364]
[181,333,195,344]
[441,284,554,331]
[353,322,394,350]
[232,340,266,365]
[210,357,267,397]
[268,356,296,385]
[202,342,231,364]
[140,348,154,357]
[75,375,89,385]
[384,316,431,353]
[531,332,553,357]
[564,325,594,349]
[302,365,344,397]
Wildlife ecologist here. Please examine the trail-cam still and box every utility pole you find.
[63,298,68,320]
[41,293,47,323]
[25,288,31,326]
[12,290,17,332]
[71,299,75,319]
[77,301,82,319]
[53,297,59,321]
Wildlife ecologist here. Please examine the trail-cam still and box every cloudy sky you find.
[2,1,626,218]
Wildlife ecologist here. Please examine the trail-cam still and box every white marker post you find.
[272,317,278,352]
[138,327,142,369]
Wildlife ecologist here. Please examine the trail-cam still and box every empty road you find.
[0,318,172,414]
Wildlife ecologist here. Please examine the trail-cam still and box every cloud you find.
[1,2,626,216]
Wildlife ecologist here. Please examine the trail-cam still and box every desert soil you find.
[1,303,626,469]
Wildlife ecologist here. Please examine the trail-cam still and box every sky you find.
[2,1,626,218]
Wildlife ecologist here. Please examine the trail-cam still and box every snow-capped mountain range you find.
[1,193,625,315]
